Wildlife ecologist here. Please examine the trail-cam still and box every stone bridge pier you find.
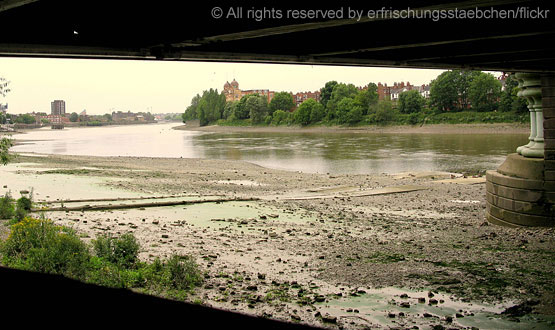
[486,73,555,226]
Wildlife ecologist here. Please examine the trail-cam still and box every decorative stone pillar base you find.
[485,154,554,227]
[486,73,555,227]
[515,73,544,158]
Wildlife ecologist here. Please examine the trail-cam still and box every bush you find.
[13,196,33,222]
[164,255,203,290]
[0,192,14,219]
[93,233,140,269]
[0,217,91,279]
[0,218,203,299]
[371,102,395,124]
[1,137,14,165]
[263,115,272,125]
[408,112,420,125]
[270,110,291,126]
[87,256,146,288]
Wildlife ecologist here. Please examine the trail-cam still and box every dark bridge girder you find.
[0,0,554,72]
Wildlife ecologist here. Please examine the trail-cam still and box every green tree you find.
[15,114,36,124]
[326,83,359,120]
[269,92,295,115]
[336,98,363,125]
[353,83,379,115]
[69,112,79,122]
[429,70,460,112]
[0,77,13,165]
[366,83,379,105]
[468,72,502,112]
[233,94,253,120]
[293,99,313,126]
[373,101,394,124]
[197,89,226,126]
[183,93,201,122]
[398,90,425,114]
[456,70,481,110]
[429,70,480,112]
[223,101,238,120]
[319,81,338,108]
[246,94,269,124]
[270,110,291,126]
[499,74,528,113]
[309,101,325,123]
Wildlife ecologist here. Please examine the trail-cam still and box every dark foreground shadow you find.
[1,266,322,329]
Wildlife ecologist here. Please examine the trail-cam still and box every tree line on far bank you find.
[182,70,529,127]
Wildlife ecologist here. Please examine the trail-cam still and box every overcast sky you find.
[0,57,458,115]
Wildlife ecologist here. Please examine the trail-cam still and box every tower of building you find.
[51,100,66,116]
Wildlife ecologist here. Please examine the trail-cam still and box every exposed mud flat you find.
[1,153,554,329]
[175,122,530,135]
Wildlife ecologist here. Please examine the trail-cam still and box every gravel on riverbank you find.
[1,153,553,329]
[174,122,530,135]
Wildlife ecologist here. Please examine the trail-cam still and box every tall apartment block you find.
[51,100,66,115]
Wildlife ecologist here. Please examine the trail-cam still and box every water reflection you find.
[192,131,526,174]
[12,123,527,175]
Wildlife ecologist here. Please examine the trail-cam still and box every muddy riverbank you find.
[1,153,553,329]
[175,122,530,135]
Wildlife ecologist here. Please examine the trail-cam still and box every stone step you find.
[486,170,544,190]
[486,181,544,203]
[485,212,523,228]
[486,191,552,216]
[486,202,554,227]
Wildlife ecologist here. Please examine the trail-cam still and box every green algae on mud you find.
[44,201,320,231]
[0,162,143,202]
[316,287,555,329]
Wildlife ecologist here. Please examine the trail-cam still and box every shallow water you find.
[0,162,142,201]
[318,287,555,329]
[11,123,528,174]
[44,201,318,230]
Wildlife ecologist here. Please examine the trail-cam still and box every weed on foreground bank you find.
[0,216,204,301]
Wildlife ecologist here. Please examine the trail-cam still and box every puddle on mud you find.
[0,162,142,201]
[390,171,459,180]
[14,153,49,158]
[317,287,555,329]
[39,195,216,208]
[214,180,267,186]
[45,201,319,230]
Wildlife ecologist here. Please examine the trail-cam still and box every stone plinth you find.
[485,154,554,227]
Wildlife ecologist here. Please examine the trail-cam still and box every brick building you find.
[224,79,320,108]
[51,100,66,115]
[293,91,321,106]
[224,79,275,103]
[43,114,70,124]
[377,82,430,101]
